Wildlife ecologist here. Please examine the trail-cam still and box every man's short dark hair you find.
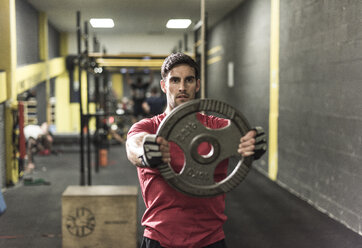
[161,53,200,80]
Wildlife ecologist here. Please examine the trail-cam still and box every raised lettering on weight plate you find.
[175,122,198,142]
[186,168,210,182]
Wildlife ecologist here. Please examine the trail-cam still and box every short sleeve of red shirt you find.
[128,115,162,137]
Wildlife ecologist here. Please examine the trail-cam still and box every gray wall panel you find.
[35,82,47,124]
[48,22,60,59]
[279,0,362,233]
[16,0,40,66]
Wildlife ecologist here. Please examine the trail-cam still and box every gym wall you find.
[67,32,194,55]
[16,0,69,132]
[207,0,270,171]
[35,81,46,124]
[16,0,40,66]
[278,0,362,234]
[207,0,362,234]
[48,22,60,59]
[17,0,61,64]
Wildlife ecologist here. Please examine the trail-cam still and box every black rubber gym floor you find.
[0,144,361,248]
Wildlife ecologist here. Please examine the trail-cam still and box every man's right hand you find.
[141,134,170,168]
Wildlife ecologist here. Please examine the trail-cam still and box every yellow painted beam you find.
[0,72,7,103]
[48,57,66,78]
[96,58,164,68]
[15,62,47,93]
[15,57,66,94]
[89,53,168,59]
[268,0,280,181]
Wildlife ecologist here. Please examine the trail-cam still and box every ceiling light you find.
[90,18,114,28]
[166,19,192,29]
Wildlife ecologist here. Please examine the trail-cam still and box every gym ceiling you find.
[27,0,245,35]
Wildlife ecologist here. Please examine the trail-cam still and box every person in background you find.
[126,70,153,123]
[23,122,53,171]
[142,86,166,117]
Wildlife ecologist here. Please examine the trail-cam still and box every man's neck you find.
[164,106,173,115]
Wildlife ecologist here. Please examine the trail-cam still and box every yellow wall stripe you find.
[194,39,202,48]
[207,45,222,56]
[0,72,7,103]
[88,103,96,131]
[111,73,123,100]
[55,72,72,132]
[54,71,93,133]
[207,55,222,65]
[268,0,280,181]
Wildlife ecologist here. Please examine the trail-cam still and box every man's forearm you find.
[126,132,148,167]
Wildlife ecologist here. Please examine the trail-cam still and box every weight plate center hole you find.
[190,134,220,165]
[197,141,215,159]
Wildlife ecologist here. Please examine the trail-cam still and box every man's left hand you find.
[238,126,267,160]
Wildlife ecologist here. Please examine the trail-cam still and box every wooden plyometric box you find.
[62,185,138,248]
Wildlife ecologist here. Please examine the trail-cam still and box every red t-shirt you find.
[128,113,229,248]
